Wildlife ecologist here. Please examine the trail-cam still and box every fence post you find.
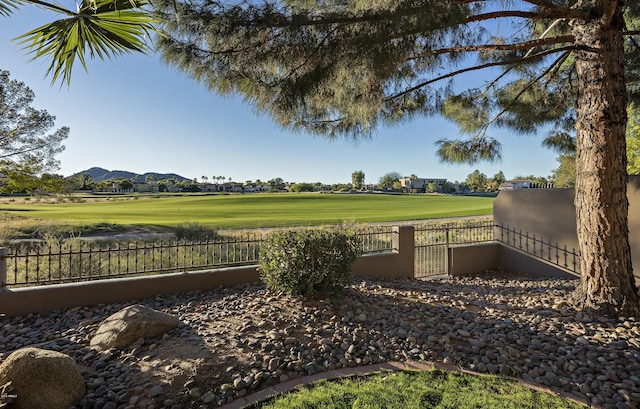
[445,227,451,275]
[0,247,6,290]
[393,226,415,278]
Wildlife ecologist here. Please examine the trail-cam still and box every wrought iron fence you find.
[494,223,580,274]
[414,220,495,278]
[0,225,395,288]
[357,225,395,254]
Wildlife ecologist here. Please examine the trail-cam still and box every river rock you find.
[0,347,85,409]
[90,304,179,350]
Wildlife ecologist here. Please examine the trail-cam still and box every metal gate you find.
[414,221,495,279]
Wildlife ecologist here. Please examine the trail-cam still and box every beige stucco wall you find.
[448,243,500,277]
[494,175,640,282]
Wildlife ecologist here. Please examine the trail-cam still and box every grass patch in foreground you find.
[247,370,586,409]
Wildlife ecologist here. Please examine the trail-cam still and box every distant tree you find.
[63,173,93,192]
[378,172,402,189]
[351,170,365,190]
[180,180,201,192]
[465,170,487,192]
[0,70,68,183]
[551,154,577,188]
[492,171,506,186]
[38,173,65,194]
[0,168,63,195]
[201,176,208,184]
[426,183,437,193]
[80,174,94,190]
[268,177,285,191]
[93,180,111,192]
[117,179,134,191]
[443,181,455,194]
[628,103,640,175]
[485,171,506,192]
[63,174,81,193]
[0,163,39,194]
[290,183,314,192]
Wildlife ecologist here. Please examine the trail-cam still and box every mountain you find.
[74,167,191,183]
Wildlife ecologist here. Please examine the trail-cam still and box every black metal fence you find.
[493,223,581,274]
[0,225,395,288]
[414,220,495,278]
[0,220,582,288]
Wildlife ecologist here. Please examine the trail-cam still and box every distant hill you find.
[74,167,191,183]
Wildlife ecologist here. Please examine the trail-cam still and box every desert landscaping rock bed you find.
[1,273,639,409]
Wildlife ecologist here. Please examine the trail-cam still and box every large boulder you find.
[90,304,179,350]
[0,347,85,409]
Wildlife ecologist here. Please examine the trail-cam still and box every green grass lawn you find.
[0,193,493,230]
[248,370,586,409]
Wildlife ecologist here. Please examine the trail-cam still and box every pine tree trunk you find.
[570,1,640,316]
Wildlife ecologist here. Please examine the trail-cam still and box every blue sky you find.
[1,5,560,185]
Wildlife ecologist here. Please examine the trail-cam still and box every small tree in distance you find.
[351,170,365,190]
[378,172,403,190]
[465,170,487,192]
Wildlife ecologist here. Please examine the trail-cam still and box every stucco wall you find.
[494,175,640,282]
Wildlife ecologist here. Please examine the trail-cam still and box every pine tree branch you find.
[467,10,570,22]
[482,50,571,132]
[387,45,576,103]
[521,0,573,14]
[408,35,575,60]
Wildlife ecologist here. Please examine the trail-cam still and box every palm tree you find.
[2,0,155,86]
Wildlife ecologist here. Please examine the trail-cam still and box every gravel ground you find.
[1,273,639,409]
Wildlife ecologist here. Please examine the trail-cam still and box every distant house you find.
[314,184,332,192]
[499,179,535,190]
[399,177,447,193]
[244,185,269,193]
[110,182,132,193]
[133,182,160,193]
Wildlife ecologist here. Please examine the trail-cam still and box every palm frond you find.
[14,0,157,86]
[0,0,21,16]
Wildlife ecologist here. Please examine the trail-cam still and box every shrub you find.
[259,228,361,296]
[173,222,219,242]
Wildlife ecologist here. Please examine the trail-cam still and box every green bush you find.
[173,222,219,242]
[259,228,361,296]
